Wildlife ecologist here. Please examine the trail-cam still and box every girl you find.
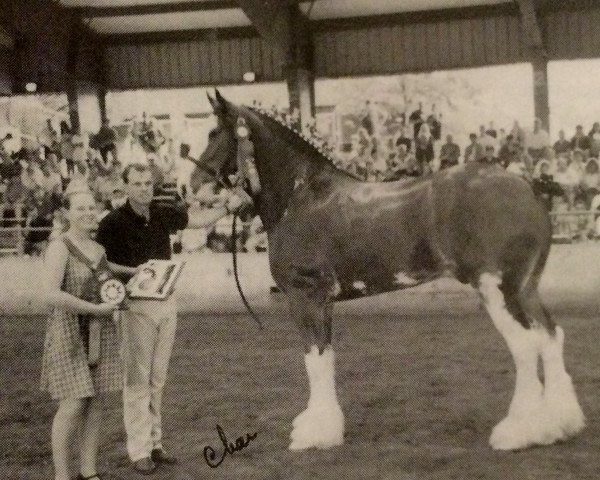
[40,186,121,480]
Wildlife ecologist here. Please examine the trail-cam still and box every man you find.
[526,118,550,161]
[570,125,590,155]
[553,129,571,155]
[464,133,484,163]
[439,134,460,169]
[97,164,247,475]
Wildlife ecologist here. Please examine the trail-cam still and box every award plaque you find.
[99,278,127,306]
[127,260,185,300]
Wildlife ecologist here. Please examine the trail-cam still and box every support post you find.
[518,0,549,131]
[67,80,81,134]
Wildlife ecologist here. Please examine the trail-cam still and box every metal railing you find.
[0,209,598,256]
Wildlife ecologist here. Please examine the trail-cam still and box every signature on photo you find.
[203,424,258,468]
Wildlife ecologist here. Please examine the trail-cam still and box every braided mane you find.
[246,105,357,178]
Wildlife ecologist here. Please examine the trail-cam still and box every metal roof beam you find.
[72,1,239,18]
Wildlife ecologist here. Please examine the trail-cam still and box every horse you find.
[194,90,585,452]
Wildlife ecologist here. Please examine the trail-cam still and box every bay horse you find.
[195,90,584,451]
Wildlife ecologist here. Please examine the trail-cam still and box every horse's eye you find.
[208,129,218,140]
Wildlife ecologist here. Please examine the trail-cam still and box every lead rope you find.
[231,213,264,330]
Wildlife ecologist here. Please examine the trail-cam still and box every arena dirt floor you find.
[2,306,599,480]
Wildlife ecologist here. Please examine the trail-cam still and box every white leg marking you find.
[479,273,558,450]
[289,346,344,450]
[541,326,585,437]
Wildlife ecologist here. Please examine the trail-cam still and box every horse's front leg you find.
[287,285,344,451]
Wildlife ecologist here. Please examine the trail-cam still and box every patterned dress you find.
[40,244,122,400]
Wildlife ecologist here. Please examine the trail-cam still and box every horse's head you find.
[192,90,243,191]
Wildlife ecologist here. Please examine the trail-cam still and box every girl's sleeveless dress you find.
[40,244,122,400]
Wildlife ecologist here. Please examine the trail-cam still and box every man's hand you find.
[227,188,253,213]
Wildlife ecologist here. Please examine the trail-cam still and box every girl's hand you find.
[94,302,119,316]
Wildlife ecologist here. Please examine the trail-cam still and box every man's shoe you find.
[151,448,178,465]
[132,457,157,475]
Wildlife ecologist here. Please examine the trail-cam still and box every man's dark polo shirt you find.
[97,200,188,268]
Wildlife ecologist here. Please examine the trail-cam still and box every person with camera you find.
[41,184,122,480]
[97,163,248,475]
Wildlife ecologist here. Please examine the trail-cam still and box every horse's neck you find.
[253,134,320,231]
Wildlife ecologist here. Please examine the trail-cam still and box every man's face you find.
[126,169,154,206]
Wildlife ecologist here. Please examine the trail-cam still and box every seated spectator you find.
[23,186,59,255]
[38,154,62,197]
[506,154,529,178]
[581,158,600,207]
[498,134,520,167]
[93,161,124,203]
[532,160,563,211]
[464,133,484,163]
[553,129,571,155]
[486,122,498,139]
[439,134,460,169]
[478,125,496,150]
[568,149,586,185]
[394,126,412,153]
[414,123,434,175]
[479,145,500,165]
[526,118,550,161]
[0,149,22,182]
[553,156,580,207]
[570,125,591,155]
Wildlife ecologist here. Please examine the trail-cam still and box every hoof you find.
[490,413,558,451]
[289,404,344,451]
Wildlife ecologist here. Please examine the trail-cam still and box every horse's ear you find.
[206,92,217,111]
[214,89,228,113]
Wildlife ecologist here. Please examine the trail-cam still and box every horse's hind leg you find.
[478,272,584,450]
[535,293,585,439]
[287,287,344,451]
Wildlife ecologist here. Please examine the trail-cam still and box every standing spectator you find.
[176,143,197,201]
[147,154,165,193]
[553,129,571,155]
[414,123,434,175]
[93,118,118,167]
[439,134,460,169]
[588,122,600,158]
[426,105,442,141]
[526,118,550,162]
[570,125,591,155]
[464,133,484,163]
[360,101,374,136]
[39,154,63,197]
[409,102,424,138]
[0,150,22,182]
[40,188,121,480]
[510,120,526,147]
[59,121,75,178]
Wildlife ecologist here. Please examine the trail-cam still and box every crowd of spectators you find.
[2,107,600,254]
[333,105,600,240]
